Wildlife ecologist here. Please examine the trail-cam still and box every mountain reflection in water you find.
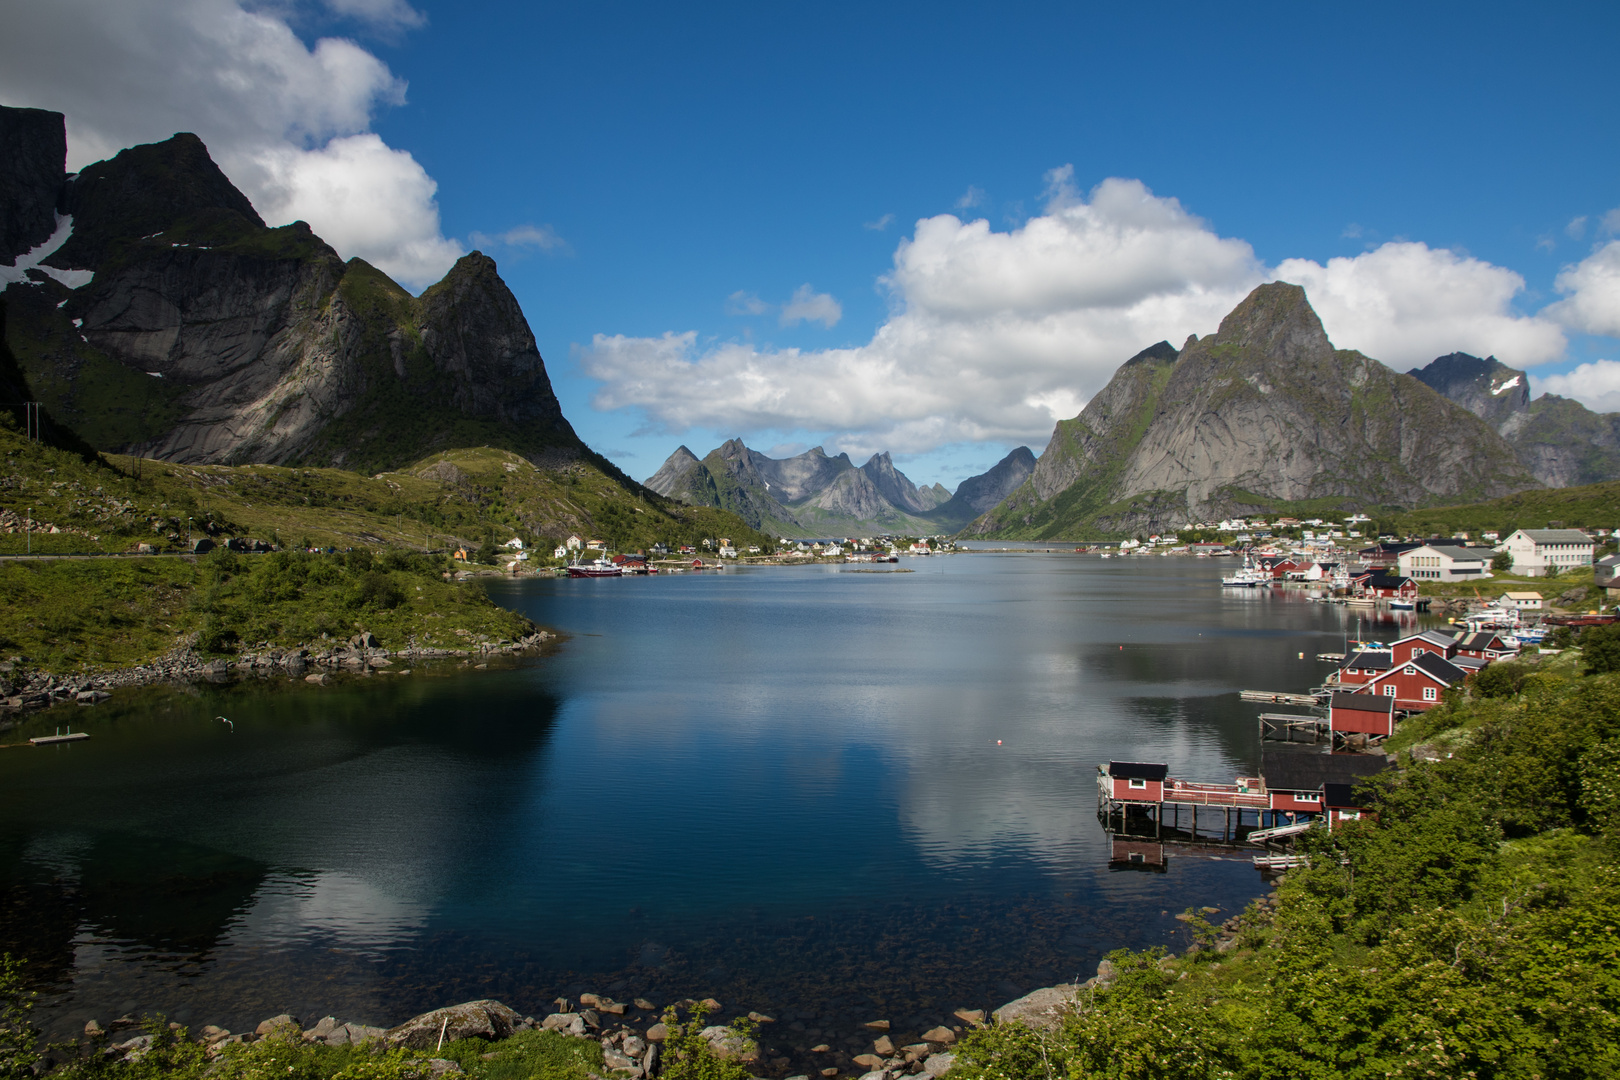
[0,555,1434,1038]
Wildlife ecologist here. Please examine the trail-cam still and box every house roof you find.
[1452,631,1506,651]
[1501,591,1543,600]
[1362,572,1415,589]
[1261,751,1391,793]
[1343,649,1392,671]
[1412,545,1488,561]
[1599,553,1620,567]
[1331,692,1395,715]
[1413,651,1468,684]
[1452,655,1489,671]
[1108,761,1169,781]
[1514,529,1594,544]
[1395,630,1457,649]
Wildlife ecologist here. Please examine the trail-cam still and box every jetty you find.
[1239,689,1320,707]
[30,729,89,745]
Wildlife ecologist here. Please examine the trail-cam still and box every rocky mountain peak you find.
[1123,340,1179,367]
[1212,282,1333,365]
[0,106,67,261]
[52,131,265,268]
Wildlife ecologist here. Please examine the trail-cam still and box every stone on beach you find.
[992,985,1081,1032]
[699,1024,758,1062]
[952,1008,984,1024]
[921,1026,956,1044]
[387,1000,520,1049]
[872,1035,895,1056]
[542,1014,589,1037]
[644,1022,668,1042]
[923,1052,956,1077]
[255,1014,300,1038]
[862,1019,890,1031]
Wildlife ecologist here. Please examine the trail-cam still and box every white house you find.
[1499,591,1543,610]
[718,545,737,558]
[1398,544,1492,582]
[1496,529,1595,577]
[503,537,524,549]
[565,535,583,550]
[553,546,569,559]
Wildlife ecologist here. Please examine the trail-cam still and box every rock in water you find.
[386,1000,520,1049]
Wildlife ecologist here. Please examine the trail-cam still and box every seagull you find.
[215,716,233,732]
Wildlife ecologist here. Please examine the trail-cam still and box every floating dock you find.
[1240,689,1321,706]
[29,731,89,745]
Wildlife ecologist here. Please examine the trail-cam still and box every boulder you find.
[645,1022,668,1042]
[991,985,1080,1032]
[863,1020,890,1031]
[344,1023,386,1045]
[303,1017,340,1042]
[541,1014,588,1037]
[922,1027,955,1044]
[699,1025,758,1062]
[951,1009,983,1025]
[873,1035,895,1056]
[255,1014,300,1038]
[387,1000,520,1049]
[633,999,656,1012]
[852,1054,885,1070]
[923,1052,956,1078]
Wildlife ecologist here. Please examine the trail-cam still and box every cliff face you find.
[0,106,67,261]
[972,284,1542,538]
[0,107,583,473]
[1410,352,1620,488]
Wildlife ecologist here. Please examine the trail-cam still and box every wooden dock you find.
[29,731,89,745]
[1240,689,1320,706]
[1259,711,1328,743]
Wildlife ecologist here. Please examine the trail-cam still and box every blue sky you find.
[3,1,1618,489]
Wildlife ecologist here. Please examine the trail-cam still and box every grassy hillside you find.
[949,641,1620,1079]
[0,418,775,557]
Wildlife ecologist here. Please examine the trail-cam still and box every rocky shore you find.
[0,629,556,731]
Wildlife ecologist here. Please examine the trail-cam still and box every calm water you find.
[0,554,1429,1046]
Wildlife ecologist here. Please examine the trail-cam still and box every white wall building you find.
[1496,529,1595,577]
[1398,544,1492,582]
[1499,592,1543,610]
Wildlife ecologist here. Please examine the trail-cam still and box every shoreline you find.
[0,629,558,733]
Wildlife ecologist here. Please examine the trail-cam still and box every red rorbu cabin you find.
[1323,782,1369,829]
[1103,761,1168,802]
[1359,651,1466,710]
[1390,630,1459,666]
[1329,692,1397,739]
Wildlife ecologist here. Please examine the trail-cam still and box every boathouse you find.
[1357,650,1467,710]
[1103,761,1168,802]
[1390,630,1459,665]
[1336,648,1391,686]
[1261,751,1390,815]
[1323,783,1369,829]
[1452,631,1515,661]
[1353,572,1418,599]
[1329,692,1396,739]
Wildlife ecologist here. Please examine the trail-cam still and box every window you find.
[1423,686,1437,701]
[1405,665,1416,675]
[1384,685,1397,697]
[1128,777,1146,789]
[1337,810,1361,821]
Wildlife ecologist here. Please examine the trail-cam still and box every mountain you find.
[1410,352,1620,488]
[916,446,1036,532]
[0,106,585,474]
[970,283,1542,539]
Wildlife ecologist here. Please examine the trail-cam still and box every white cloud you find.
[467,223,569,254]
[725,291,769,316]
[1567,216,1589,240]
[954,185,986,211]
[1533,359,1620,414]
[779,284,842,328]
[0,0,461,289]
[324,0,427,32]
[1545,241,1620,338]
[582,173,1591,456]
[1273,242,1566,368]
[863,213,895,232]
[1605,208,1620,236]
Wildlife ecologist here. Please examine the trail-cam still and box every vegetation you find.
[657,1005,756,1080]
[950,644,1620,1080]
[0,992,604,1080]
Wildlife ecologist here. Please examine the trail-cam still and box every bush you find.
[1582,623,1620,675]
[1472,660,1530,698]
[658,1005,755,1080]
[1492,550,1513,572]
[0,955,39,1080]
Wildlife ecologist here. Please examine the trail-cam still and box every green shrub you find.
[658,1005,755,1080]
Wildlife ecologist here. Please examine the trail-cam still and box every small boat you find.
[1221,556,1272,588]
[1388,598,1415,610]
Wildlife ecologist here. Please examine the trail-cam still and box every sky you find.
[2,1,1619,490]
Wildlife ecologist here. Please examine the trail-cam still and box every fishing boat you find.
[567,558,622,578]
[1221,556,1272,588]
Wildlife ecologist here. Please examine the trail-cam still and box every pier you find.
[1239,689,1321,706]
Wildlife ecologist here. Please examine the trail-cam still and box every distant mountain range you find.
[969,283,1547,539]
[1410,352,1620,488]
[645,440,1035,538]
[0,105,592,476]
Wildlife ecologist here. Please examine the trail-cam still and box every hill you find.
[1411,352,1620,488]
[968,283,1541,539]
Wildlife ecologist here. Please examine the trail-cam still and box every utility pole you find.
[26,506,32,555]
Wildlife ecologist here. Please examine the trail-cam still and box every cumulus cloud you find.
[0,0,460,289]
[1546,241,1620,337]
[1274,242,1566,368]
[779,284,842,328]
[1533,359,1620,414]
[863,213,895,232]
[582,173,1589,456]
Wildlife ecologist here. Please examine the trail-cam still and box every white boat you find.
[1389,598,1415,610]
[1222,556,1272,588]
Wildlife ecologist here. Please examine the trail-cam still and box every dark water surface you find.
[0,554,1428,1042]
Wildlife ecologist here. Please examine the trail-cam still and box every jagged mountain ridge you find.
[971,283,1543,539]
[1410,352,1620,488]
[0,106,586,475]
[645,439,1035,538]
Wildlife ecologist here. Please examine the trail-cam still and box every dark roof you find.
[1323,782,1365,807]
[1330,692,1395,714]
[1412,651,1468,684]
[1343,650,1391,670]
[1452,631,1504,651]
[1452,655,1488,670]
[1262,751,1391,793]
[1416,545,1489,561]
[1362,572,1414,589]
[1108,761,1169,781]
[1397,629,1457,648]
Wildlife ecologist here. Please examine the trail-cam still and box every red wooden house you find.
[1329,692,1397,738]
[1102,761,1168,802]
[1324,782,1370,829]
[1357,650,1467,710]
[1390,630,1458,666]
[1335,649,1391,687]
[1261,752,1390,816]
[1452,631,1515,661]
[1354,572,1418,599]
